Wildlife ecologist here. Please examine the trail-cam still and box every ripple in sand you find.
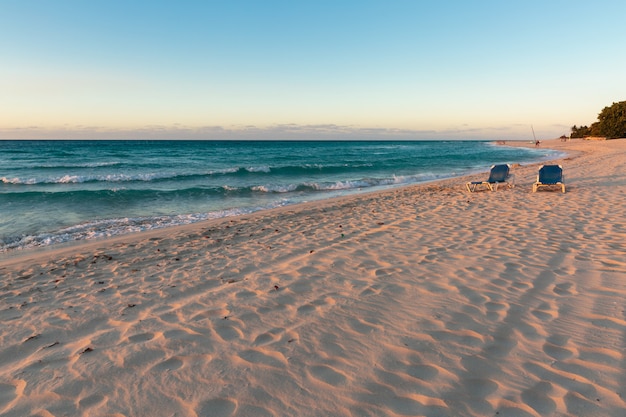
[591,317,626,331]
[578,348,621,366]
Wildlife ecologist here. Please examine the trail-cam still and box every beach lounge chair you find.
[466,164,512,192]
[533,164,565,193]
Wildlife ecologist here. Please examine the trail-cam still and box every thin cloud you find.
[0,123,563,140]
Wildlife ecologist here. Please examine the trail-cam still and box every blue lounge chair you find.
[466,164,512,192]
[533,164,565,193]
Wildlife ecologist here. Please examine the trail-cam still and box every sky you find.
[1,0,625,140]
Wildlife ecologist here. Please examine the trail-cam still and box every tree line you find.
[571,100,626,139]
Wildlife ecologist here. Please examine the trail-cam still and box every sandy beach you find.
[1,138,625,417]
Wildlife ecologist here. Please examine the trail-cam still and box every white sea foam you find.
[1,208,266,252]
[251,184,298,193]
[2,171,187,185]
[1,177,25,184]
[246,166,272,173]
[209,167,239,175]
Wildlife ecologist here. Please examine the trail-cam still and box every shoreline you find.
[0,139,559,257]
[0,140,566,265]
[2,138,625,416]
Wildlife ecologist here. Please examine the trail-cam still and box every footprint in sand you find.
[553,282,576,296]
[297,296,336,315]
[543,334,575,360]
[359,285,381,297]
[554,265,577,276]
[531,301,558,322]
[0,380,25,407]
[252,328,285,347]
[238,349,286,368]
[196,398,237,417]
[521,381,557,415]
[511,280,532,290]
[235,404,274,417]
[543,342,574,361]
[214,323,244,342]
[151,356,184,372]
[253,332,278,346]
[297,303,317,315]
[235,290,258,299]
[128,332,155,343]
[406,364,439,381]
[78,393,107,410]
[374,267,401,278]
[430,330,484,348]
[457,285,488,305]
[309,365,348,386]
[191,307,230,322]
[423,254,438,262]
[461,356,500,376]
[347,317,379,334]
[123,348,165,370]
[484,332,518,358]
[463,377,499,398]
[485,301,508,321]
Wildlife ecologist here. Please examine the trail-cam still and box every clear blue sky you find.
[1,0,625,140]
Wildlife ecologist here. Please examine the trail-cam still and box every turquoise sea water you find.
[0,140,560,252]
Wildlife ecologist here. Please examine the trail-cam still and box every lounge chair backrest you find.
[488,164,510,182]
[538,165,563,184]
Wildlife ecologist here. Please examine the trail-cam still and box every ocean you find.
[0,140,560,253]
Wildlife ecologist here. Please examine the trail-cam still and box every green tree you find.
[596,101,626,139]
[570,124,591,138]
[571,101,626,139]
